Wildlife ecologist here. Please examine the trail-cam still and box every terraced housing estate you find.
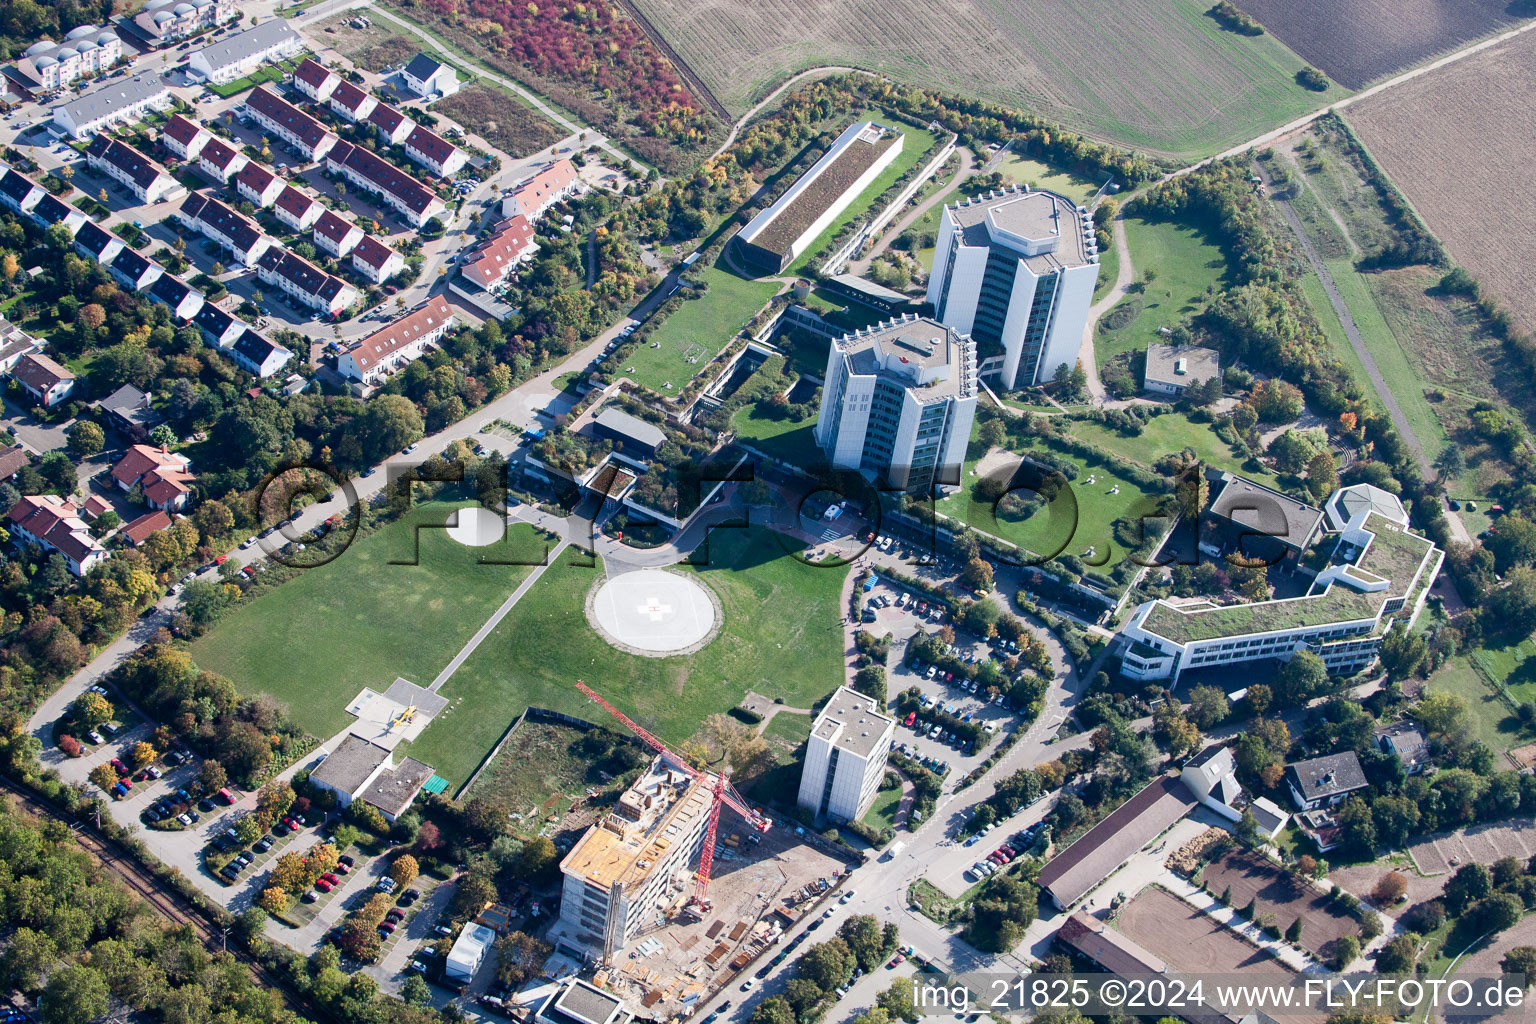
[1119,485,1443,684]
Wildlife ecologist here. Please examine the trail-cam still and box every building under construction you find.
[556,756,716,958]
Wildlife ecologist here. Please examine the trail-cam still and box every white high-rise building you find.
[926,186,1100,389]
[798,686,895,823]
[815,315,978,493]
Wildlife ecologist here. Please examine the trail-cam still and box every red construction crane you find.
[575,681,770,907]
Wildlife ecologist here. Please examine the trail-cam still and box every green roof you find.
[1141,512,1438,644]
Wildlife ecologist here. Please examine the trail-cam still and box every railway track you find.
[0,776,318,1019]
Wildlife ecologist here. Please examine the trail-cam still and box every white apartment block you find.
[187,20,300,84]
[1119,502,1444,685]
[815,315,978,494]
[133,0,238,45]
[797,686,894,823]
[16,28,122,92]
[927,186,1100,389]
[52,72,171,138]
[557,756,713,953]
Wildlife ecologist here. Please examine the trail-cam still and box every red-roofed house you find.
[161,113,211,161]
[501,159,580,221]
[235,161,284,208]
[403,124,465,177]
[243,87,338,163]
[273,185,321,232]
[337,296,454,385]
[327,79,376,123]
[312,209,363,257]
[8,495,107,575]
[256,247,358,315]
[293,58,339,103]
[111,444,195,511]
[120,509,172,546]
[366,102,411,146]
[196,136,247,183]
[460,215,536,291]
[10,352,76,407]
[325,141,445,228]
[0,444,29,482]
[81,494,113,520]
[350,234,404,284]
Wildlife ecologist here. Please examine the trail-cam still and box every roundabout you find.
[586,568,722,657]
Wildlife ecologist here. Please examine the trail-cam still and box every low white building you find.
[53,72,171,138]
[1179,744,1288,838]
[7,495,106,576]
[337,296,454,385]
[797,685,894,822]
[307,733,434,822]
[187,20,300,84]
[1143,342,1220,396]
[445,923,495,982]
[400,53,458,98]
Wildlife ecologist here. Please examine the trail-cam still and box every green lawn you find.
[1093,228,1121,303]
[1094,214,1232,373]
[935,431,1160,563]
[762,710,813,748]
[1065,413,1275,487]
[629,261,779,394]
[862,783,903,832]
[1297,272,1379,416]
[1426,655,1533,755]
[782,117,949,276]
[190,503,547,739]
[995,155,1104,205]
[1471,638,1536,707]
[401,528,848,787]
[730,404,822,467]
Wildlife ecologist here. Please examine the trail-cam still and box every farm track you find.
[0,776,319,1020]
[609,0,731,121]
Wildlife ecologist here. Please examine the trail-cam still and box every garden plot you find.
[1198,848,1359,961]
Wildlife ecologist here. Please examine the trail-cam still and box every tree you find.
[520,836,559,880]
[65,420,104,458]
[130,741,157,767]
[1249,378,1304,423]
[1333,934,1360,970]
[1372,872,1407,905]
[1417,691,1470,739]
[149,424,177,449]
[1489,515,1536,571]
[234,816,263,844]
[72,691,112,728]
[1443,863,1493,916]
[878,978,920,1024]
[391,854,419,887]
[401,974,432,1006]
[747,997,795,1024]
[978,418,1008,451]
[2,928,58,992]
[1274,651,1329,705]
[88,763,119,791]
[198,760,227,792]
[254,781,295,828]
[1473,892,1523,933]
[1375,933,1417,973]
[270,852,313,893]
[39,965,109,1024]
[837,915,889,971]
[453,872,497,917]
[1186,685,1231,728]
[357,393,424,462]
[1306,450,1339,498]
[258,887,291,914]
[1488,567,1536,635]
[960,558,994,593]
[1434,443,1466,481]
[1502,947,1536,988]
[1378,628,1427,681]
[799,938,856,992]
[1285,917,1302,943]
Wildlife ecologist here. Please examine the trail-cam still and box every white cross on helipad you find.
[637,597,673,621]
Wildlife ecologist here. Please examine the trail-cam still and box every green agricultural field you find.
[628,263,780,394]
[935,432,1160,564]
[190,504,548,740]
[996,155,1104,205]
[1094,215,1233,373]
[402,528,848,787]
[782,119,949,276]
[1065,414,1276,487]
[630,0,1339,158]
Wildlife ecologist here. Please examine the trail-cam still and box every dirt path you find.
[709,66,866,160]
[1076,214,1134,402]
[847,147,976,276]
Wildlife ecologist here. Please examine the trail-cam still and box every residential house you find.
[1285,752,1367,812]
[108,248,163,292]
[96,384,161,439]
[325,141,445,227]
[160,113,211,161]
[73,221,125,266]
[1377,720,1432,775]
[86,135,177,204]
[336,296,453,385]
[459,214,535,290]
[312,209,363,257]
[403,123,464,177]
[0,445,30,482]
[272,185,321,231]
[350,234,404,284]
[148,272,204,322]
[186,20,300,84]
[192,135,245,182]
[193,302,244,349]
[7,495,107,575]
[255,247,357,315]
[234,161,284,208]
[400,53,458,98]
[131,0,239,46]
[327,79,376,123]
[243,87,337,163]
[1179,744,1288,838]
[501,159,580,221]
[292,58,339,103]
[120,509,171,546]
[0,317,44,374]
[52,71,171,138]
[177,191,271,265]
[10,352,75,407]
[111,444,195,511]
[365,101,410,146]
[228,330,293,378]
[29,193,89,236]
[13,28,123,92]
[80,495,112,520]
[0,166,46,215]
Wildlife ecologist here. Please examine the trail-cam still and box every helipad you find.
[586,568,720,657]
